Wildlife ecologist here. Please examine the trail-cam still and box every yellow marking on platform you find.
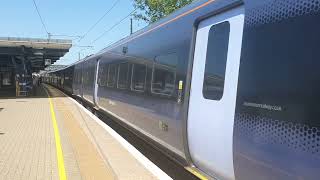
[185,167,208,180]
[45,85,115,179]
[45,88,67,180]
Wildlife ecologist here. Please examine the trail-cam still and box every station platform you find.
[0,84,171,180]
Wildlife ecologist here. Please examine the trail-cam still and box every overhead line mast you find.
[92,7,138,44]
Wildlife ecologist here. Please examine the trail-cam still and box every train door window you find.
[107,64,117,87]
[203,21,230,100]
[89,65,95,86]
[99,64,107,86]
[131,64,147,92]
[88,67,92,85]
[117,63,129,89]
[103,64,108,86]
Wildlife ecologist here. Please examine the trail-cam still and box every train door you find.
[80,62,84,98]
[187,6,244,180]
[93,58,100,106]
[61,72,65,88]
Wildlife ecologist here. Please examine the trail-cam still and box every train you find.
[42,0,320,179]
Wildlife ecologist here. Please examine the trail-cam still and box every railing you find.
[0,37,72,44]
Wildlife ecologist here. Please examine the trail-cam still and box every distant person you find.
[32,75,37,87]
[15,74,19,96]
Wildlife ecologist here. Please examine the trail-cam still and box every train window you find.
[74,71,77,83]
[155,53,178,67]
[107,64,117,87]
[131,64,147,92]
[76,70,81,84]
[151,65,175,96]
[97,68,101,86]
[89,67,95,86]
[83,70,88,85]
[203,21,230,100]
[85,69,90,85]
[117,63,129,89]
[98,64,107,86]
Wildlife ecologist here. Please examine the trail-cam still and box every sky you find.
[0,0,148,65]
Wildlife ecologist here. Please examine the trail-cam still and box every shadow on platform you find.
[0,84,66,99]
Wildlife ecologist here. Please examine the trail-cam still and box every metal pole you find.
[130,18,133,35]
[47,32,51,41]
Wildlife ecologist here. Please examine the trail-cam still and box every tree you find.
[133,0,193,23]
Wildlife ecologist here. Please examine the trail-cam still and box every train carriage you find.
[44,0,320,179]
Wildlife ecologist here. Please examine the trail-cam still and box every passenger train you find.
[42,0,320,179]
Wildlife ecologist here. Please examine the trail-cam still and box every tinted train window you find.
[107,64,117,87]
[152,65,175,96]
[84,69,90,85]
[151,53,178,96]
[155,53,178,67]
[98,64,107,86]
[203,21,230,100]
[131,64,146,91]
[74,70,78,83]
[78,70,82,84]
[89,66,95,86]
[117,63,129,89]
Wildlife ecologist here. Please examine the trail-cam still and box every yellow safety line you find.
[45,87,67,180]
[185,167,208,180]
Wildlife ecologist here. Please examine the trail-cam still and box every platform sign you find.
[45,59,51,66]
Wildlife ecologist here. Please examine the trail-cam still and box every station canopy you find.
[0,37,72,72]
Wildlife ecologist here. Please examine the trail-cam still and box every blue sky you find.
[0,0,147,65]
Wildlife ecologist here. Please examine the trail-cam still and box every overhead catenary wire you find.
[32,0,81,40]
[32,0,49,35]
[92,7,138,44]
[48,34,85,41]
[78,0,120,42]
[73,44,94,48]
[50,34,82,39]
